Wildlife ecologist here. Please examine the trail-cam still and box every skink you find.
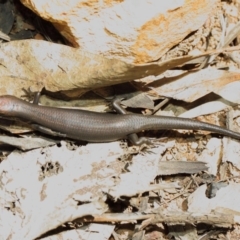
[0,95,240,144]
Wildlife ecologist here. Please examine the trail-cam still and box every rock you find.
[21,0,216,63]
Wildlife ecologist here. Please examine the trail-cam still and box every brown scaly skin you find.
[0,95,239,144]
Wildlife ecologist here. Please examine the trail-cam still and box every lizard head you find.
[0,95,20,116]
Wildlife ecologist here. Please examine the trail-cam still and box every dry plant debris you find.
[1,0,240,240]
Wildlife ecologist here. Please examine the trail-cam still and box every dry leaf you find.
[0,140,182,239]
[198,138,222,176]
[188,183,240,218]
[20,0,215,64]
[217,81,240,104]
[139,68,240,102]
[39,224,115,240]
[0,142,122,239]
[179,100,231,118]
[0,135,57,150]
[0,40,239,96]
[222,137,240,170]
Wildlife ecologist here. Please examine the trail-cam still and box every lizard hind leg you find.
[112,98,151,145]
